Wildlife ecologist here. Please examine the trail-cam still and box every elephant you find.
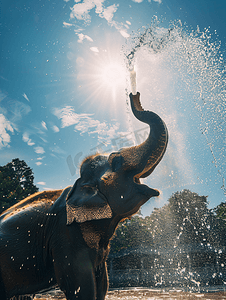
[0,92,168,300]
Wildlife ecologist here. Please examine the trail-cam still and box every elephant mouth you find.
[134,173,159,198]
[134,179,160,198]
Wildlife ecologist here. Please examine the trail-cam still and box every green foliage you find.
[148,204,174,249]
[111,190,224,254]
[110,216,154,253]
[214,202,226,222]
[0,158,38,213]
[214,202,226,233]
[149,189,224,249]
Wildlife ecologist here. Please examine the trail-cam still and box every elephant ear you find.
[66,179,112,224]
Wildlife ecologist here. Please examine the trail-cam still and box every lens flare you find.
[95,60,127,101]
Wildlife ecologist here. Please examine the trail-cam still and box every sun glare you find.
[99,62,126,90]
[75,38,129,107]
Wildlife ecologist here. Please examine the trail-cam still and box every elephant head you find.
[66,92,168,224]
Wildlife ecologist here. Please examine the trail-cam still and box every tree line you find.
[111,189,226,253]
[1,158,226,252]
[0,158,38,213]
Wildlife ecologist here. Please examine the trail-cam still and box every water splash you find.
[123,18,226,197]
[125,18,176,70]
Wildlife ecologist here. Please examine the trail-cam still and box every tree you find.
[168,189,209,245]
[148,204,174,249]
[213,202,226,242]
[148,189,224,249]
[0,158,38,213]
[168,189,225,247]
[110,215,154,254]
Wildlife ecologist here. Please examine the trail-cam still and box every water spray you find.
[130,66,137,95]
[125,22,226,200]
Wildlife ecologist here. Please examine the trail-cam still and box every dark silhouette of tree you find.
[111,190,224,254]
[148,204,174,249]
[148,189,224,249]
[214,202,226,226]
[110,216,154,254]
[168,189,209,245]
[213,202,226,243]
[0,158,38,213]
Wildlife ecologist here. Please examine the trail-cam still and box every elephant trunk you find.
[110,92,168,180]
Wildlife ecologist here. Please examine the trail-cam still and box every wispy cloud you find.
[0,92,32,149]
[77,33,93,43]
[99,4,118,23]
[120,30,130,38]
[0,92,31,122]
[53,106,93,128]
[69,0,129,38]
[50,145,66,156]
[0,91,7,102]
[4,99,31,123]
[37,157,45,160]
[34,146,45,154]
[148,0,162,3]
[0,114,14,149]
[41,121,47,130]
[35,157,45,166]
[63,21,73,27]
[37,181,46,185]
[22,132,35,146]
[52,125,60,132]
[90,46,99,53]
[70,0,103,22]
[53,105,121,144]
[22,93,30,102]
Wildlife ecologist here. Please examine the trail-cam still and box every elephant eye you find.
[81,184,97,194]
[111,156,124,172]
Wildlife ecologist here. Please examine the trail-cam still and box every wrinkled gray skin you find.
[0,93,168,300]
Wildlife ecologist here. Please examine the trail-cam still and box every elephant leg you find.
[95,262,108,300]
[0,291,6,300]
[53,257,96,300]
[59,269,96,300]
[0,273,6,300]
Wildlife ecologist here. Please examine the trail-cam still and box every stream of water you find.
[123,19,226,204]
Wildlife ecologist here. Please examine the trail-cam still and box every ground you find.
[33,287,226,300]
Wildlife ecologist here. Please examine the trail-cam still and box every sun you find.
[98,62,127,91]
[74,37,129,107]
[88,54,128,104]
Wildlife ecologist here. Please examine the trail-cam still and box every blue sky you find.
[1,0,226,216]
